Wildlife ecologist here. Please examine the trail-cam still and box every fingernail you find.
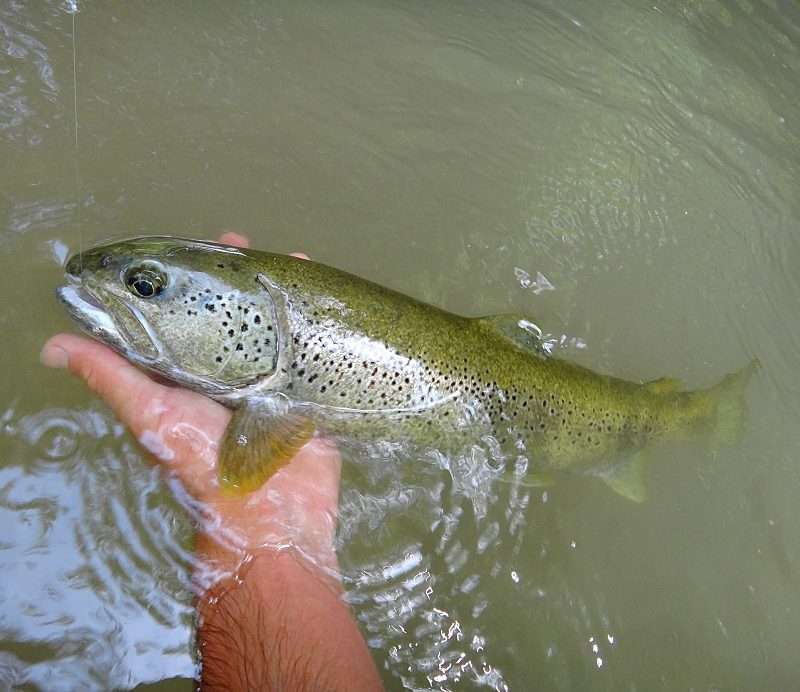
[40,343,70,369]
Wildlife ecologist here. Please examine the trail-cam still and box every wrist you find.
[195,546,381,691]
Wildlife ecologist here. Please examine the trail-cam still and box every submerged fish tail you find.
[672,359,758,447]
[705,359,759,448]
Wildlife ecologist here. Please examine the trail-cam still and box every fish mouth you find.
[56,281,160,362]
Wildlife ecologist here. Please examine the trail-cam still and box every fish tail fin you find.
[706,359,759,448]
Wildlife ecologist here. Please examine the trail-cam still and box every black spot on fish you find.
[254,315,261,324]
[235,343,243,351]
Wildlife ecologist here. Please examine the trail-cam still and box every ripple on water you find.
[0,3,67,147]
[339,441,543,691]
[15,407,106,464]
[338,429,631,690]
[0,405,196,688]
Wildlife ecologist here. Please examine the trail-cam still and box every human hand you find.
[41,232,342,576]
[44,232,383,691]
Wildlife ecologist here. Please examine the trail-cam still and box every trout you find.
[56,237,756,501]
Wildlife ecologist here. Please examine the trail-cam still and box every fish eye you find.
[124,263,167,299]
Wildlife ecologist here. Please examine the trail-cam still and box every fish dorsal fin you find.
[475,314,550,358]
[219,395,315,494]
[598,451,648,503]
[644,377,681,395]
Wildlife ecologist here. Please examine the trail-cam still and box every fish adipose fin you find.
[219,397,315,494]
[598,451,648,503]
[476,314,549,358]
[708,359,760,448]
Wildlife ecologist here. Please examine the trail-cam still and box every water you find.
[1,0,799,689]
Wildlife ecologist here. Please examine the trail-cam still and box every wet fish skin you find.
[58,236,756,498]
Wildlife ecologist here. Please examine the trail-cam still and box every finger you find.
[218,231,250,248]
[40,333,229,448]
[41,334,172,436]
[219,232,306,260]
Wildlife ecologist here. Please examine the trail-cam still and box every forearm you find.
[196,543,382,692]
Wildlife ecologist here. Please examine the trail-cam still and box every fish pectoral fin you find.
[644,377,682,395]
[475,313,550,358]
[219,397,316,495]
[598,451,648,503]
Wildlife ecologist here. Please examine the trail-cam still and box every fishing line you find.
[66,2,87,274]
[71,7,78,149]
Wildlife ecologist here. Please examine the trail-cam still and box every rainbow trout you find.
[57,237,756,501]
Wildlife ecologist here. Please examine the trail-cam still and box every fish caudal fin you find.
[600,360,758,503]
[707,359,759,449]
[219,397,315,494]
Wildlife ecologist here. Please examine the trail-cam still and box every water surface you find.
[2,1,799,689]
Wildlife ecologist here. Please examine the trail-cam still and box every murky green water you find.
[2,1,799,689]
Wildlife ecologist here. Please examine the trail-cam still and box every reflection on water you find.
[1,0,800,689]
[0,405,196,689]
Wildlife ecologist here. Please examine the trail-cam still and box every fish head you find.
[57,237,280,398]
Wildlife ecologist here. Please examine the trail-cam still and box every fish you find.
[56,236,757,501]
